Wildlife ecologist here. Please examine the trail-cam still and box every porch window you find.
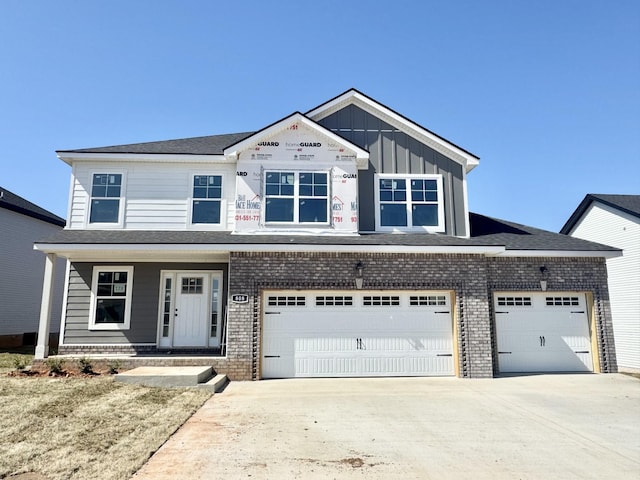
[264,171,328,224]
[375,174,444,232]
[89,266,134,330]
[192,175,222,224]
[89,173,122,224]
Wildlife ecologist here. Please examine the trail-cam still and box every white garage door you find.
[262,290,454,378]
[495,292,593,373]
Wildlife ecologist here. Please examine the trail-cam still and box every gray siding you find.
[63,262,228,344]
[318,104,467,236]
[0,208,65,336]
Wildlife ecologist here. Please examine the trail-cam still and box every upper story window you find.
[192,175,222,224]
[264,171,328,224]
[375,174,444,232]
[89,173,122,224]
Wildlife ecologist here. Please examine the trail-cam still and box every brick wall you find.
[487,256,617,374]
[225,252,617,380]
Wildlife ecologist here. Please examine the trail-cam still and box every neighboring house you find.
[0,187,66,347]
[34,89,620,380]
[561,194,640,372]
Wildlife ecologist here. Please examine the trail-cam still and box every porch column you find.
[35,253,57,359]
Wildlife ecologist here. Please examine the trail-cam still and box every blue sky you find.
[1,0,638,232]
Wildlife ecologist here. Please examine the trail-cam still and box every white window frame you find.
[374,174,445,233]
[87,172,126,228]
[263,170,330,225]
[88,266,134,331]
[188,173,227,229]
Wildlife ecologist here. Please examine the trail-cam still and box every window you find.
[181,277,203,294]
[89,173,122,223]
[316,295,353,306]
[363,295,400,306]
[192,175,222,224]
[267,296,306,306]
[89,266,134,330]
[264,171,328,224]
[497,296,532,306]
[375,175,444,231]
[546,296,580,306]
[410,295,447,306]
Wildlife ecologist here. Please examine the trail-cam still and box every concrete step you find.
[200,374,229,393]
[115,366,214,388]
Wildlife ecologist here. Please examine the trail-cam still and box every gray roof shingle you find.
[560,194,640,234]
[0,187,65,227]
[35,213,617,253]
[57,132,255,155]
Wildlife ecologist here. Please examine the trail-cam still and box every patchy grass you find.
[0,352,34,373]
[0,375,211,480]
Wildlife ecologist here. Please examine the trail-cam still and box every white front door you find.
[262,290,455,379]
[495,292,593,373]
[157,271,223,348]
[174,274,209,347]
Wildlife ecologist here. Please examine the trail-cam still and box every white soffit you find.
[307,90,480,173]
[57,152,230,165]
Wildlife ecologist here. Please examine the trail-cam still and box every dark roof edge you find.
[560,194,640,234]
[306,88,480,160]
[0,189,66,227]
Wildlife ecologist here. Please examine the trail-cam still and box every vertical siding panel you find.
[395,132,409,174]
[381,131,394,173]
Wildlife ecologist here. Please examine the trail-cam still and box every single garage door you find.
[494,292,593,373]
[262,290,454,378]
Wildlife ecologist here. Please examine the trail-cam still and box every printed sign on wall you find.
[234,122,358,233]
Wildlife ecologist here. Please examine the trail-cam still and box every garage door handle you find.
[436,354,452,357]
[264,355,280,358]
[498,351,512,354]
[495,311,508,314]
[571,311,585,314]
[264,311,281,315]
[435,311,450,314]
[574,351,589,354]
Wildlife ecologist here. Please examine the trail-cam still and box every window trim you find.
[88,266,134,331]
[87,172,126,228]
[189,173,226,229]
[374,174,445,233]
[263,170,330,225]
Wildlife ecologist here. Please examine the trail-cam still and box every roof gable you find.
[306,88,480,173]
[560,194,640,234]
[223,112,369,168]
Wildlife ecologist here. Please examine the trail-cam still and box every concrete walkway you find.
[132,374,640,479]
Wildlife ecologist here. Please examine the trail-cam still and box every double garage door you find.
[261,290,454,379]
[494,292,594,373]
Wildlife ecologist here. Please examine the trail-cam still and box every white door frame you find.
[157,270,224,348]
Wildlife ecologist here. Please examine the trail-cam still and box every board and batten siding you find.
[0,208,65,336]
[63,262,228,345]
[317,104,468,236]
[68,162,236,230]
[569,202,640,370]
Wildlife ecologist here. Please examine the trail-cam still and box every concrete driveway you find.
[133,374,640,479]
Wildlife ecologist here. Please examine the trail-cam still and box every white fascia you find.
[57,152,231,165]
[498,250,622,259]
[307,89,480,173]
[223,112,370,169]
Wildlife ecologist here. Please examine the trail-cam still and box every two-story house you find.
[34,89,619,380]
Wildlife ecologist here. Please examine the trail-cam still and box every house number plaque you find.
[231,294,249,303]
